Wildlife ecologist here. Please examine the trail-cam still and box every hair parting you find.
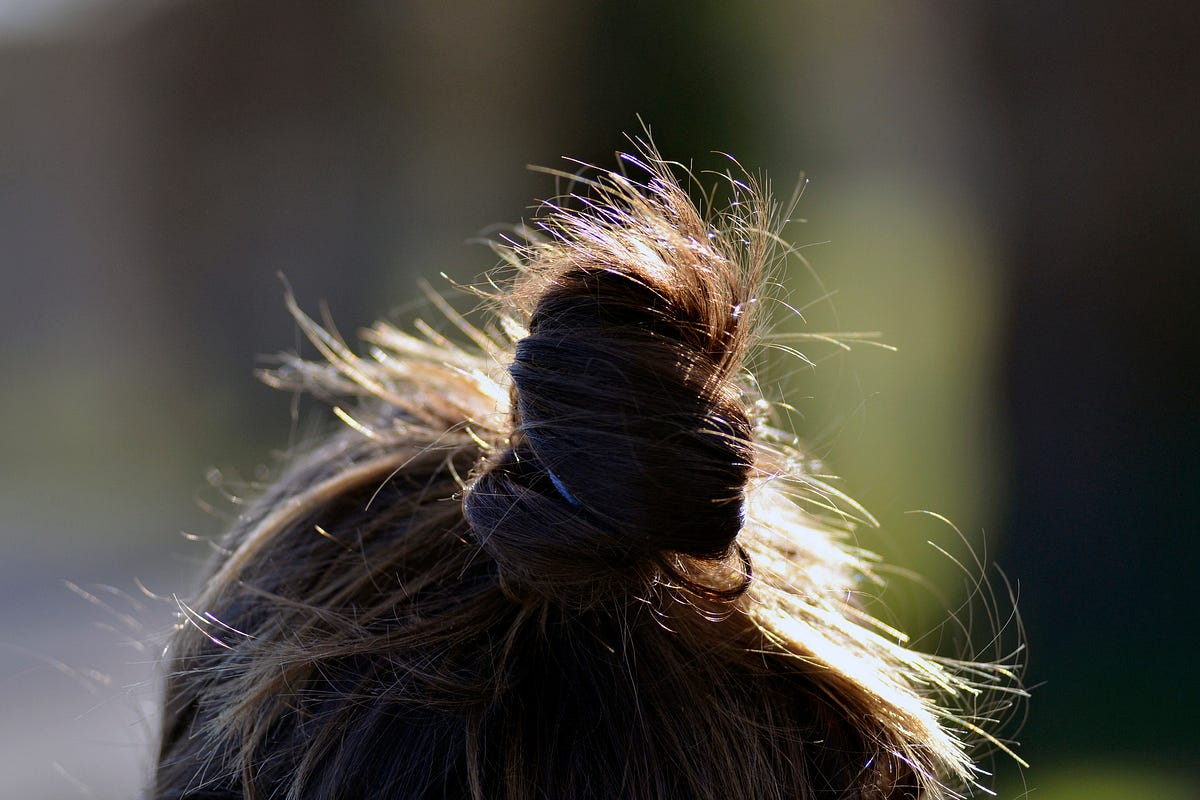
[153,142,1023,800]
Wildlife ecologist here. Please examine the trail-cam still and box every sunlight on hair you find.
[152,137,1025,800]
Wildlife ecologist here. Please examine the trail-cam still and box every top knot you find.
[464,158,768,602]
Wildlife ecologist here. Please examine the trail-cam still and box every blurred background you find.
[1,1,1196,797]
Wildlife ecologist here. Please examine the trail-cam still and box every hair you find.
[152,147,1019,799]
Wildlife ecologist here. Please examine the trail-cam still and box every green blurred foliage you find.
[999,762,1196,800]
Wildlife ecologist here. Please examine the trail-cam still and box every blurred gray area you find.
[1,2,1196,798]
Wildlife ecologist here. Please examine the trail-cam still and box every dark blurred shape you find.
[984,0,1200,767]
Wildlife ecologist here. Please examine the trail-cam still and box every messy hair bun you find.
[153,145,1023,800]
[465,174,758,599]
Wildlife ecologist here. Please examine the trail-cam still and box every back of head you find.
[152,148,1017,799]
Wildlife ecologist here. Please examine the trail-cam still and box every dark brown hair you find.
[153,148,1017,799]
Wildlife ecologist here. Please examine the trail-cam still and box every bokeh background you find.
[2,2,1196,797]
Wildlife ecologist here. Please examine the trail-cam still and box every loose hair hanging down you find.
[153,144,1021,799]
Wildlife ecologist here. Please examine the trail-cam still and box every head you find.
[153,148,1015,799]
